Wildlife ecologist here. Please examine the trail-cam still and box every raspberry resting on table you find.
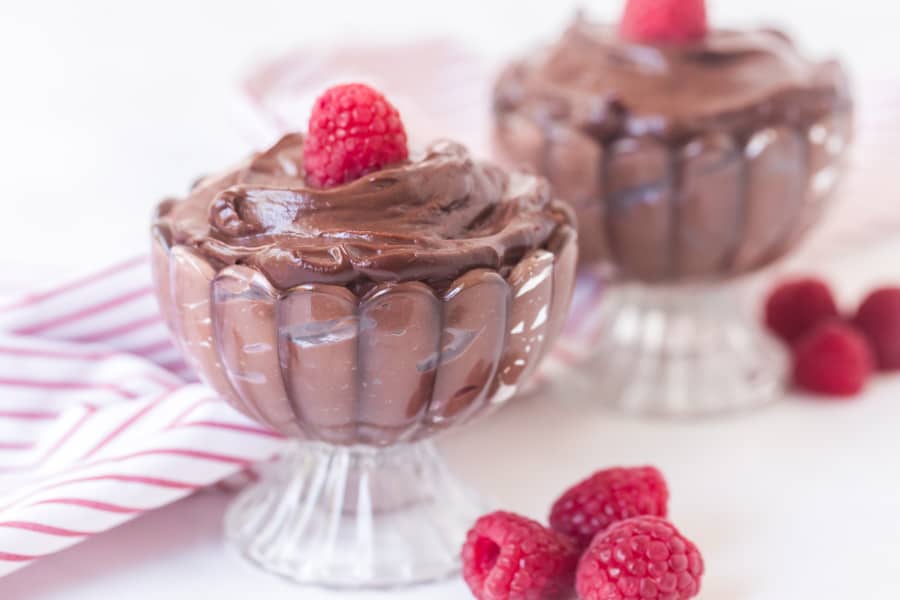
[576,516,704,600]
[764,277,840,344]
[793,320,874,397]
[461,511,580,600]
[549,466,669,548]
[853,287,900,371]
[303,82,409,188]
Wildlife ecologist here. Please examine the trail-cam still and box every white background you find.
[2,1,900,598]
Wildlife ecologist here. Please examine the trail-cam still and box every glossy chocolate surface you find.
[496,23,848,142]
[160,134,569,291]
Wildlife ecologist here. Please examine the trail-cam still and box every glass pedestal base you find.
[225,440,488,589]
[568,280,789,417]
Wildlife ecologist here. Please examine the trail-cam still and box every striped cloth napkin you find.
[0,258,286,577]
[0,255,598,578]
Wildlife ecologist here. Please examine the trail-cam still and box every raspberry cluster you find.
[461,467,703,600]
[764,278,900,397]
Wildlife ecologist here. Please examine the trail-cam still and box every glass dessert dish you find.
[151,133,577,587]
[493,13,853,416]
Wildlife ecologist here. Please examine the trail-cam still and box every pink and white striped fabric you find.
[0,255,599,578]
[0,258,288,577]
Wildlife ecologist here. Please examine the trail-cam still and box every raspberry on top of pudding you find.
[303,83,410,188]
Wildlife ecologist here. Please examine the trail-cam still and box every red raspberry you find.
[576,516,704,600]
[620,0,708,44]
[461,511,580,600]
[793,320,874,397]
[764,277,840,344]
[303,83,408,188]
[853,287,900,371]
[549,467,669,548]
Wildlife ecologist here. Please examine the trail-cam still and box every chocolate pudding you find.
[494,18,853,281]
[152,135,576,445]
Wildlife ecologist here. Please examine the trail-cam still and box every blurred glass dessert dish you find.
[493,3,853,416]
[151,84,577,588]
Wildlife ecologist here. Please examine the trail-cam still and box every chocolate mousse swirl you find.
[158,134,572,291]
[495,21,851,143]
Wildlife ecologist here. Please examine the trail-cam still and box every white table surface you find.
[2,1,900,598]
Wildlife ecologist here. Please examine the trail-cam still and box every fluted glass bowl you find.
[495,100,853,416]
[151,211,577,587]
